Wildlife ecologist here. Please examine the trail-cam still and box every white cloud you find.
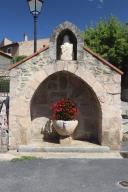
[88,0,104,3]
[88,0,104,8]
[99,0,104,3]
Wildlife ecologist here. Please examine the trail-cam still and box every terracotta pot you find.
[52,120,78,136]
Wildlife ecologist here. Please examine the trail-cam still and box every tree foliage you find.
[12,55,27,64]
[84,16,128,71]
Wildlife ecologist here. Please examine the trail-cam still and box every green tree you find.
[84,16,128,92]
[84,16,128,71]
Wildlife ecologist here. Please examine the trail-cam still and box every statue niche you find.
[61,35,73,60]
[56,29,77,60]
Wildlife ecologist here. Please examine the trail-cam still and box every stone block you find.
[68,63,78,74]
[105,84,120,94]
[102,130,121,149]
[60,136,72,145]
[43,64,56,76]
[113,74,121,83]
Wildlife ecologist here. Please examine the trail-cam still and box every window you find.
[0,77,10,93]
[7,47,12,54]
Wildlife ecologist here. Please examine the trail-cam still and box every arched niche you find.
[30,71,102,144]
[56,29,77,60]
[49,21,84,61]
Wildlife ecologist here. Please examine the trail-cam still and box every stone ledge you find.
[10,151,122,160]
[17,145,110,153]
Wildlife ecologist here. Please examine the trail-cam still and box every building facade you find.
[0,51,12,72]
[0,35,49,57]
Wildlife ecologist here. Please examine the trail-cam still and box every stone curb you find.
[0,151,123,161]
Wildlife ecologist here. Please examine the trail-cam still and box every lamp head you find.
[27,0,44,16]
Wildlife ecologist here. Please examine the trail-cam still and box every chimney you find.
[24,33,28,41]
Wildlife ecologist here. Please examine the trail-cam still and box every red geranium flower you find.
[51,98,79,121]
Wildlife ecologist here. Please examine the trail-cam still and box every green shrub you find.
[12,55,27,64]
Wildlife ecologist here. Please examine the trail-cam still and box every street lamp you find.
[27,0,44,53]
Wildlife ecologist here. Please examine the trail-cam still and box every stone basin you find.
[52,120,78,136]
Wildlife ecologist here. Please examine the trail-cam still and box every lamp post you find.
[27,0,44,53]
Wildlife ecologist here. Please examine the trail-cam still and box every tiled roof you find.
[0,50,12,59]
[0,42,19,48]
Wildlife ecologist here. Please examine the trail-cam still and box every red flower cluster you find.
[51,98,79,121]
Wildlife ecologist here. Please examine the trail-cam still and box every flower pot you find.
[52,120,78,137]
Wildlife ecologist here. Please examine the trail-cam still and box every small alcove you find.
[56,29,77,60]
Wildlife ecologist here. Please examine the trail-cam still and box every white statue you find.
[61,35,73,60]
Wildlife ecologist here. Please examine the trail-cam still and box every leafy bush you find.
[12,55,27,64]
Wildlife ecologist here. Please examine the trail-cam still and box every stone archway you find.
[30,71,102,144]
[9,62,108,149]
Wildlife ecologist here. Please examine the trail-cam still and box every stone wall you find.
[0,44,19,57]
[0,55,11,71]
[9,52,122,149]
[9,21,122,150]
[18,39,49,56]
[0,39,49,57]
[122,101,128,116]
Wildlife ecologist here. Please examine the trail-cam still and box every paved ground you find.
[0,159,127,192]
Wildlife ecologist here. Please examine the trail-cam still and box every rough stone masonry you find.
[9,21,123,150]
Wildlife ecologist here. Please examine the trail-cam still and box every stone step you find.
[31,138,43,143]
[9,151,122,159]
[17,145,110,153]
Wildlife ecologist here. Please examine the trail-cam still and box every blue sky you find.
[0,0,128,42]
